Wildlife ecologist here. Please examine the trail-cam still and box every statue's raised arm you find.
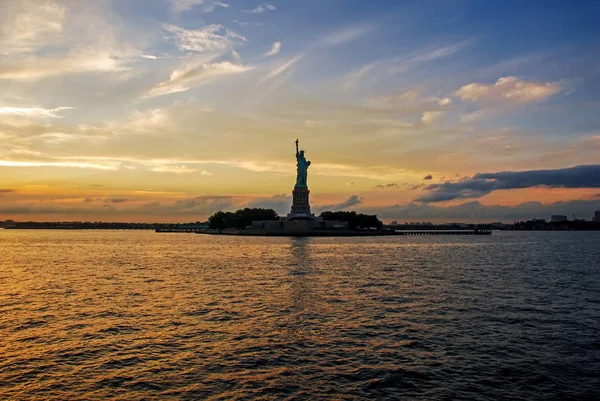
[295,138,299,155]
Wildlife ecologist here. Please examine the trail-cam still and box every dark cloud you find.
[2,196,598,224]
[245,194,291,215]
[0,195,237,217]
[83,197,94,202]
[316,195,363,213]
[105,198,129,203]
[419,165,600,203]
[374,183,400,190]
[360,199,600,222]
[0,189,15,196]
[171,196,234,211]
[423,175,433,180]
[409,184,425,191]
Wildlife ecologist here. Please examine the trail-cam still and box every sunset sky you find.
[1,0,599,222]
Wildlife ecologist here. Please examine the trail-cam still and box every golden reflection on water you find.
[1,230,599,400]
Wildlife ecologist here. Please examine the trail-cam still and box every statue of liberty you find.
[295,139,311,188]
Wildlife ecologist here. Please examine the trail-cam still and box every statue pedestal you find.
[287,186,314,220]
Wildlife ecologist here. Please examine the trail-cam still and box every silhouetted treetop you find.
[319,211,382,229]
[208,208,279,229]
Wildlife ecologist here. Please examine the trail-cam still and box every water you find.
[1,230,599,400]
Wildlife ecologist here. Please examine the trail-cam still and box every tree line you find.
[207,208,382,229]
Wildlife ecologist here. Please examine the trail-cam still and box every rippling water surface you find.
[1,230,599,400]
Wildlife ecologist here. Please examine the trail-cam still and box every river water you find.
[1,230,599,400]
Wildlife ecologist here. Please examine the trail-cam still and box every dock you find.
[395,229,492,236]
[155,228,211,233]
[184,228,492,237]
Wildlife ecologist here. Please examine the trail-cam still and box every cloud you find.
[168,0,229,14]
[168,195,236,213]
[374,183,401,190]
[264,41,281,57]
[150,165,198,174]
[0,51,130,80]
[0,189,15,196]
[0,159,121,171]
[258,54,305,85]
[0,195,239,218]
[0,107,74,118]
[146,60,254,97]
[423,175,433,180]
[244,4,276,13]
[454,76,564,104]
[322,25,370,47]
[418,165,600,203]
[163,24,246,53]
[358,200,600,223]
[421,111,444,125]
[343,40,470,89]
[0,0,66,55]
[316,195,363,212]
[245,194,291,215]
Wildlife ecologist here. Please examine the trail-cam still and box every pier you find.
[155,228,210,233]
[190,228,492,237]
[395,229,492,236]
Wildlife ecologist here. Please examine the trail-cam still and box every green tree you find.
[208,208,279,229]
[320,211,382,230]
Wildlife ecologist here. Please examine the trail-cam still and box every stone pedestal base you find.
[287,186,314,220]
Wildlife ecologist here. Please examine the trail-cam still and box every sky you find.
[0,0,599,223]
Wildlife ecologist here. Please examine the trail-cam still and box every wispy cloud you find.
[0,51,130,80]
[258,54,306,85]
[244,4,276,14]
[0,159,121,171]
[0,107,74,118]
[168,0,229,15]
[342,40,471,89]
[146,60,254,98]
[149,165,211,175]
[322,25,371,47]
[0,0,66,55]
[150,165,198,174]
[454,76,564,104]
[163,24,246,53]
[264,41,281,57]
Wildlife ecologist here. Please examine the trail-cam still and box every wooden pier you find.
[155,228,210,233]
[188,228,492,236]
[395,229,491,236]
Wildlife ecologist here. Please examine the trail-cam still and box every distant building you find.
[391,220,398,225]
[551,215,568,222]
[593,210,600,223]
